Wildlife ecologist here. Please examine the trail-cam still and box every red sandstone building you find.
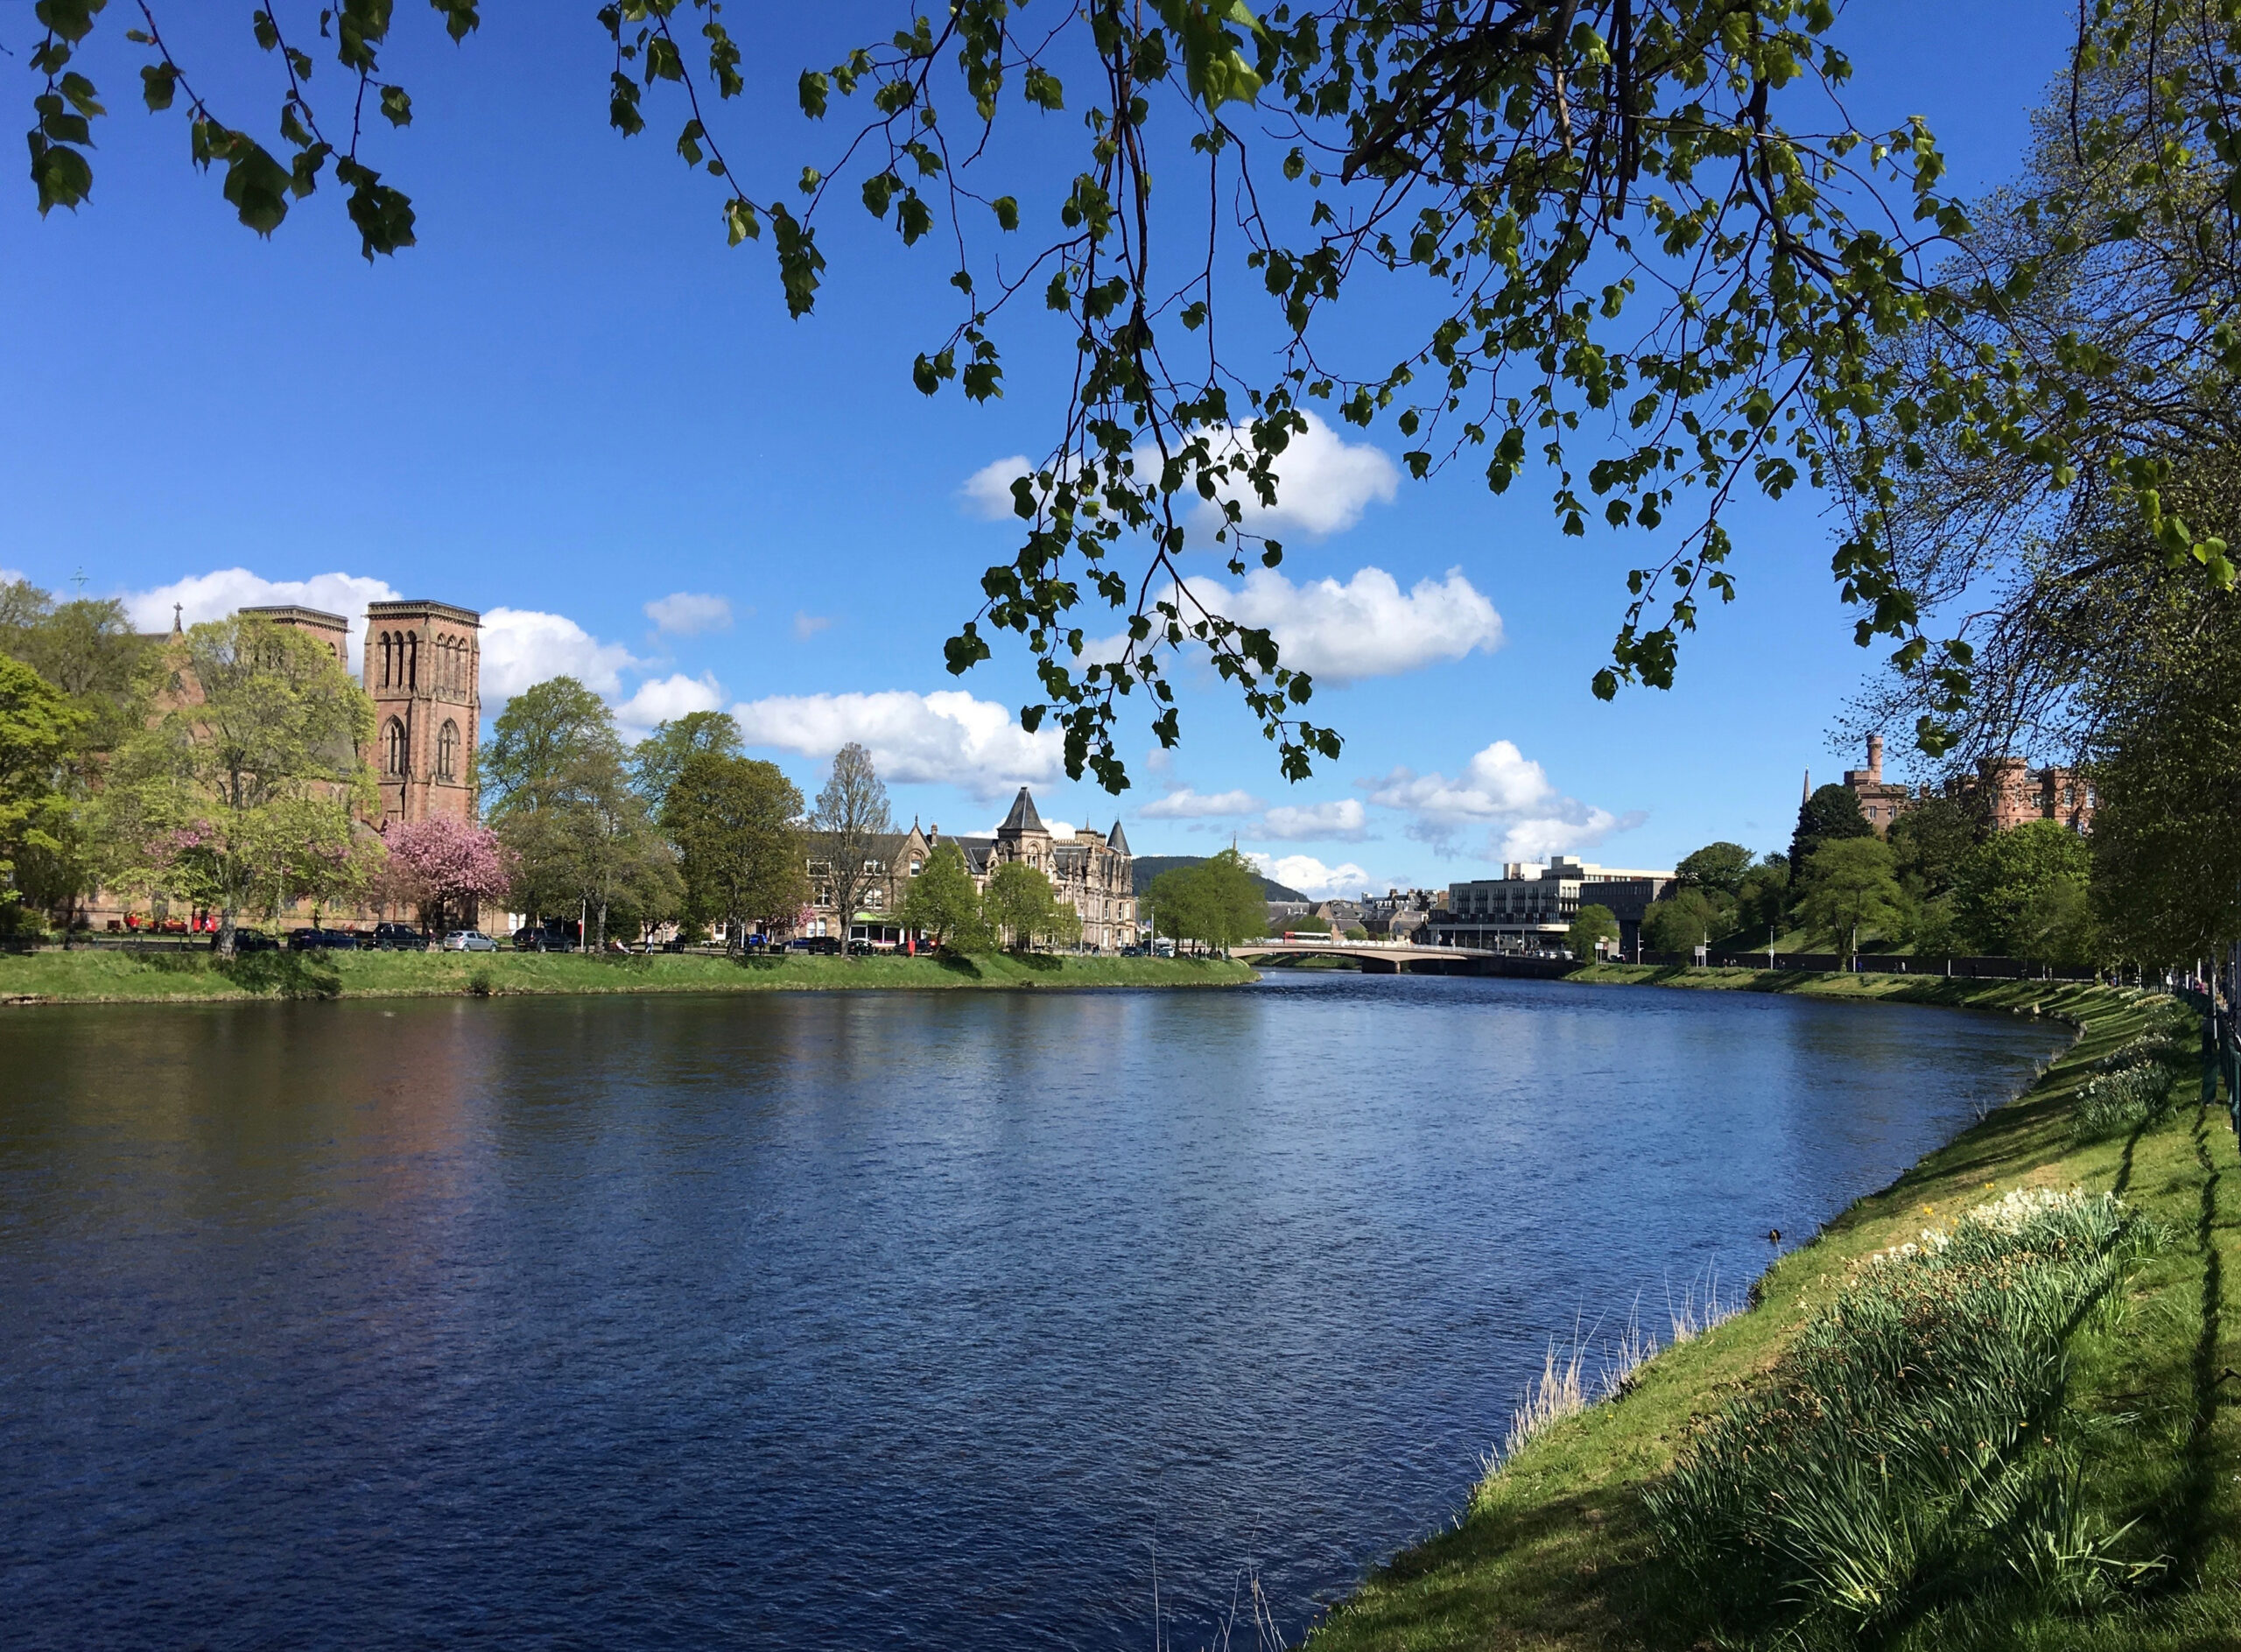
[1835,735,2093,837]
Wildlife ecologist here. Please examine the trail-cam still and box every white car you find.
[441,930,498,953]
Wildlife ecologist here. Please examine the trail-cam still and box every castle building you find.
[1843,734,1914,834]
[798,786,1137,951]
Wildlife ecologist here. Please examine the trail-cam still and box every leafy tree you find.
[34,11,2237,785]
[1886,796,1978,902]
[483,677,616,818]
[101,616,375,953]
[1796,838,1906,967]
[808,742,892,938]
[381,816,514,936]
[898,838,985,951]
[490,685,678,947]
[1566,903,1619,960]
[1143,850,1264,953]
[1735,856,1791,946]
[2091,678,2241,967]
[1954,820,2095,962]
[1675,842,1755,900]
[0,654,84,931]
[1901,896,1963,960]
[1043,899,1085,952]
[632,710,743,816]
[1641,889,1724,955]
[0,580,151,749]
[1790,785,1874,885]
[661,752,806,953]
[983,859,1058,952]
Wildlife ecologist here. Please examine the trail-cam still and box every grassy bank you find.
[1310,967,2241,1651]
[0,946,1256,1005]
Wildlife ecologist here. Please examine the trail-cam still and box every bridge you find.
[1231,937,1552,975]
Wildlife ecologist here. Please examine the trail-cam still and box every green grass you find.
[1307,968,2241,1651]
[0,946,1255,1004]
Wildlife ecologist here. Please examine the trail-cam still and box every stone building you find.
[363,600,482,827]
[1838,733,2094,837]
[800,786,1138,951]
[1966,756,2095,833]
[1842,735,1915,834]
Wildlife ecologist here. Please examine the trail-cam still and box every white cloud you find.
[731,688,1064,799]
[1139,786,1266,819]
[1174,566,1501,684]
[793,611,832,641]
[1259,798,1369,841]
[121,568,402,676]
[644,592,732,636]
[0,568,25,585]
[1191,412,1399,538]
[480,607,640,701]
[959,413,1395,541]
[1366,739,1644,861]
[1246,851,1373,901]
[960,453,1036,521]
[613,671,727,740]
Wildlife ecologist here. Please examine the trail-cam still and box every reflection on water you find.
[0,974,2065,1648]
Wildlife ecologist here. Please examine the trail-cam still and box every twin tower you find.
[241,599,482,828]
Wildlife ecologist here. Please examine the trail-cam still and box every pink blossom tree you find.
[380,818,513,937]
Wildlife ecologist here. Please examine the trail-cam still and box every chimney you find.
[1866,734,1884,785]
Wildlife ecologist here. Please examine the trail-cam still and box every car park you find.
[442,930,498,953]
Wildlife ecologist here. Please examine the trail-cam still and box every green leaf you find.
[722,196,761,244]
[28,135,93,214]
[140,63,179,112]
[378,84,411,127]
[991,195,1019,231]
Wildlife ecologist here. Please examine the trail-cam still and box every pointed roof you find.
[998,786,1045,834]
[1106,819,1131,855]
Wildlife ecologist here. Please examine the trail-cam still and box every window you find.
[378,631,392,687]
[909,857,922,876]
[406,630,418,689]
[383,717,409,777]
[437,720,460,783]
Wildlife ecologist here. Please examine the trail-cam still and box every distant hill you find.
[1131,854,1308,903]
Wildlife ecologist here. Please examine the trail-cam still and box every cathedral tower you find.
[364,600,481,826]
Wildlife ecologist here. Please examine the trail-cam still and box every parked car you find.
[288,927,359,951]
[512,923,578,953]
[847,938,876,956]
[370,922,424,951]
[795,936,842,955]
[442,930,498,953]
[212,929,280,953]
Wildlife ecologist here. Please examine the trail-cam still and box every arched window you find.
[437,720,460,783]
[378,632,391,687]
[406,631,418,689]
[384,717,409,777]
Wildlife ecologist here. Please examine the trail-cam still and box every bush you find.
[1646,1188,2152,1641]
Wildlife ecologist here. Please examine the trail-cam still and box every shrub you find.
[1645,1188,2153,1641]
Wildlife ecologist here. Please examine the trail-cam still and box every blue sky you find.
[2,4,2070,897]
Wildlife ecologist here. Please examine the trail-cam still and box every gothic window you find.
[437,720,460,783]
[384,717,409,777]
[407,630,418,689]
[378,632,391,687]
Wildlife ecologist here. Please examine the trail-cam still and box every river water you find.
[0,973,2066,1649]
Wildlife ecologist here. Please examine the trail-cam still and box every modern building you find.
[1428,856,1677,955]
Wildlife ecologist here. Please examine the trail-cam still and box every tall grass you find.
[1644,1187,2160,1645]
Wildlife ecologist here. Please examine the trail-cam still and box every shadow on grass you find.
[934,953,984,978]
[213,951,343,999]
[730,954,786,972]
[1011,951,1063,973]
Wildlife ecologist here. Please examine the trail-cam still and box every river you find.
[0,973,2067,1648]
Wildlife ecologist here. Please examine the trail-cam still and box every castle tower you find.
[363,600,481,826]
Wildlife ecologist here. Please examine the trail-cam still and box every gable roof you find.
[998,786,1045,834]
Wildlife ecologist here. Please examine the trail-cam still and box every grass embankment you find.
[1310,967,2241,1652]
[0,947,1255,1005]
